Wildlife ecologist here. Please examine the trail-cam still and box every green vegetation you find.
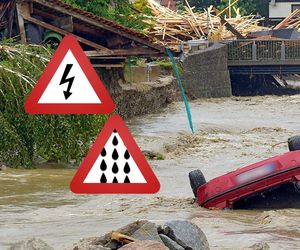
[63,0,152,31]
[187,0,269,17]
[0,43,108,168]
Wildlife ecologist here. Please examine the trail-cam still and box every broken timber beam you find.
[18,1,113,54]
[213,6,244,39]
[30,0,165,53]
[16,2,26,42]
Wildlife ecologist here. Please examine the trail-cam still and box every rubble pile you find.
[144,0,268,51]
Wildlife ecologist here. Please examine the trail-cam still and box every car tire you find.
[25,23,43,44]
[189,169,206,198]
[288,136,300,151]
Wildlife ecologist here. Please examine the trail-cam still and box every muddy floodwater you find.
[1,95,300,249]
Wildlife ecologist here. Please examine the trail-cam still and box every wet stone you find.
[8,238,54,250]
[163,220,209,250]
[0,164,7,171]
[250,242,270,250]
[70,237,110,250]
[159,234,184,250]
[118,240,168,250]
[131,222,163,243]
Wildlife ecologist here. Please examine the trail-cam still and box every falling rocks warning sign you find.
[70,115,160,194]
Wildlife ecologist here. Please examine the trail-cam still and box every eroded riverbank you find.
[1,95,300,249]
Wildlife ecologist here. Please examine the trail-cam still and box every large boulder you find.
[8,238,53,250]
[0,164,7,171]
[132,222,163,243]
[118,240,168,250]
[163,220,209,250]
[159,234,184,250]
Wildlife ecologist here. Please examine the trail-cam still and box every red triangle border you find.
[70,115,160,194]
[24,35,115,114]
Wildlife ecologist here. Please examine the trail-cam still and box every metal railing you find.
[227,39,300,62]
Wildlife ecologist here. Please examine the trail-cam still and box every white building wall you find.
[269,2,300,18]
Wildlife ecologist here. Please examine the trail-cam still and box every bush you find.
[64,0,152,32]
[0,43,108,168]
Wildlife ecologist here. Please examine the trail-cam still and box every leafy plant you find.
[0,42,108,168]
[63,0,152,31]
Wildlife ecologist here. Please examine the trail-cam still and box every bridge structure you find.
[227,40,300,75]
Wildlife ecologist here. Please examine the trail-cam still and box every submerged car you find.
[189,136,300,209]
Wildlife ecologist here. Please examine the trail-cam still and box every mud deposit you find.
[1,95,300,249]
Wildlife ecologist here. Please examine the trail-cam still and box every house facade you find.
[269,0,300,21]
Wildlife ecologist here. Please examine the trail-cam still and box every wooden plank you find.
[275,9,300,29]
[7,0,16,37]
[19,3,113,54]
[33,8,100,35]
[216,0,239,17]
[26,16,112,53]
[92,64,124,68]
[16,3,27,43]
[111,48,161,56]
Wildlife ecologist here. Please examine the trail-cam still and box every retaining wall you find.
[98,69,176,119]
[182,43,232,98]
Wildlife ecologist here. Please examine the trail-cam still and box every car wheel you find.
[25,23,43,44]
[288,136,300,151]
[189,169,206,198]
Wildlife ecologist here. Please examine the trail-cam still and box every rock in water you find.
[250,242,270,250]
[0,164,7,171]
[70,237,110,250]
[132,222,163,243]
[163,220,209,250]
[159,234,184,250]
[119,240,168,250]
[8,238,53,250]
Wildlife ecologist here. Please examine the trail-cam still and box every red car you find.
[189,136,300,209]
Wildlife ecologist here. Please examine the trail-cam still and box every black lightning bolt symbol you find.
[59,64,75,100]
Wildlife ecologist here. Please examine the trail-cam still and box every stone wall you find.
[98,69,176,119]
[181,43,232,99]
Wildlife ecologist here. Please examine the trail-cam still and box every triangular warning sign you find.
[24,35,115,114]
[70,115,160,194]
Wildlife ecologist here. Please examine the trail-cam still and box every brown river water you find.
[1,96,300,249]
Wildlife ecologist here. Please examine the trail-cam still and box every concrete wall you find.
[181,43,232,99]
[269,1,300,19]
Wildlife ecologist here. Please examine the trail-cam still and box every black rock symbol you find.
[124,150,130,160]
[124,162,130,174]
[100,160,107,171]
[112,136,118,146]
[113,177,118,183]
[112,162,119,174]
[124,176,130,183]
[112,149,119,160]
[100,173,107,183]
[101,148,107,157]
